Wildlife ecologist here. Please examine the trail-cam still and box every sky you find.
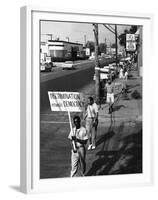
[41,21,131,46]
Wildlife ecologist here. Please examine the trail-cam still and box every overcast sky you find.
[41,21,131,46]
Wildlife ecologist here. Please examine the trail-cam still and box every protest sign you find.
[48,91,85,112]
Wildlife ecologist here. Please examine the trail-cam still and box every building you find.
[40,39,85,61]
[40,42,49,61]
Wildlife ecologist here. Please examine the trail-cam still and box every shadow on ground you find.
[112,105,126,112]
[86,122,142,176]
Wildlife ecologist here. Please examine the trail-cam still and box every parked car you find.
[89,55,95,60]
[93,67,110,81]
[40,62,53,72]
[103,66,116,80]
[103,54,112,59]
[108,64,119,77]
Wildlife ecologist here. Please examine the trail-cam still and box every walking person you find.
[124,69,128,80]
[104,78,115,114]
[119,67,124,79]
[84,96,99,150]
[68,115,88,177]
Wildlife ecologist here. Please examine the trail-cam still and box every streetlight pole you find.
[93,23,100,104]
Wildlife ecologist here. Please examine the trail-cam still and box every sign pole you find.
[93,23,100,104]
[68,111,73,132]
[115,24,118,67]
[67,111,77,152]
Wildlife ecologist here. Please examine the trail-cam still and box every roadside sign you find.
[126,34,136,41]
[126,34,136,51]
[85,48,90,56]
[126,41,136,51]
[48,91,85,112]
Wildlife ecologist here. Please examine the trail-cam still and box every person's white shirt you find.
[68,126,88,147]
[124,71,128,79]
[86,103,98,118]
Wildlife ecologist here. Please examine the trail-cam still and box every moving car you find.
[62,61,75,70]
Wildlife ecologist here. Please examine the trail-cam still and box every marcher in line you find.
[124,69,128,80]
[119,67,124,79]
[107,69,113,82]
[68,115,88,177]
[84,96,99,150]
[104,78,115,114]
[122,77,128,97]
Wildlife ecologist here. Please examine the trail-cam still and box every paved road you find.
[40,60,94,83]
[40,58,116,113]
[40,58,115,83]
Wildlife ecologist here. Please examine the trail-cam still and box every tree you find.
[129,26,137,34]
[119,26,138,48]
[99,43,107,53]
[118,29,128,48]
[85,41,95,53]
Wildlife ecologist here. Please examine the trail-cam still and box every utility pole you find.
[105,38,107,54]
[93,23,100,104]
[84,35,87,47]
[115,24,118,67]
[137,26,142,77]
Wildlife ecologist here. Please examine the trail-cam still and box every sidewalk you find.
[98,71,142,124]
[85,71,142,176]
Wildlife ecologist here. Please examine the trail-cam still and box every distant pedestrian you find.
[107,69,113,82]
[105,79,115,114]
[124,70,128,80]
[68,115,88,177]
[84,97,99,150]
[119,67,124,79]
[122,78,127,94]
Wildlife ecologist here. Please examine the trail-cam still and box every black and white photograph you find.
[40,20,143,179]
[1,0,157,198]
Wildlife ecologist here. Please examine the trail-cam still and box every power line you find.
[108,25,115,32]
[103,24,115,35]
[102,24,120,41]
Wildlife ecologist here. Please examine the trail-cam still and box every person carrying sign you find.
[104,79,115,114]
[68,115,88,177]
[84,96,99,150]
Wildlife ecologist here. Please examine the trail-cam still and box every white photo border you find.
[20,6,154,194]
